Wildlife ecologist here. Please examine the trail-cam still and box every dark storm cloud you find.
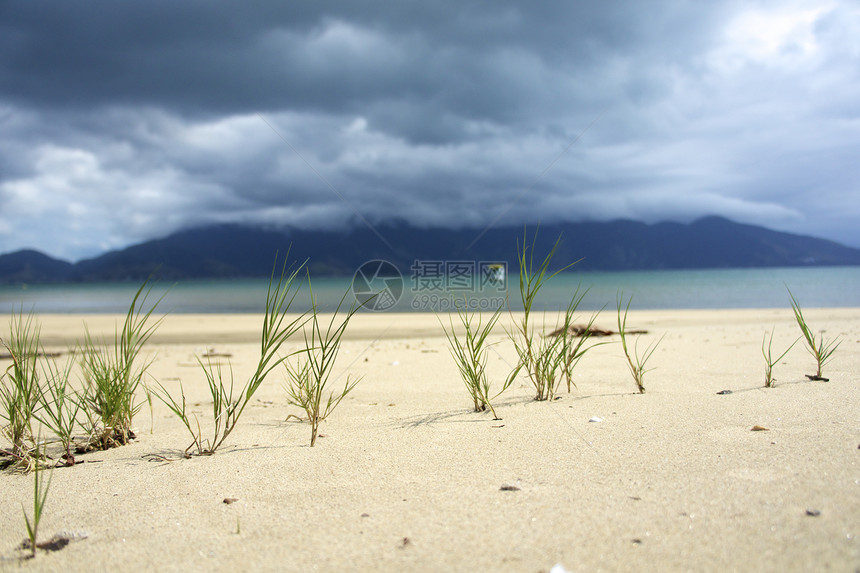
[1,0,858,259]
[0,2,727,121]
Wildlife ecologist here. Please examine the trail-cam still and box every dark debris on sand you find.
[546,324,649,338]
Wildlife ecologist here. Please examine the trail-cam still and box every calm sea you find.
[1,266,859,315]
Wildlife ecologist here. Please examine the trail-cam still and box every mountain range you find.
[2,216,860,284]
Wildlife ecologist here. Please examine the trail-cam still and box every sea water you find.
[1,266,859,315]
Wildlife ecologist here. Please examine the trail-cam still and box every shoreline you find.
[27,306,860,345]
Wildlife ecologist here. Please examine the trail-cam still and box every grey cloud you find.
[0,2,722,118]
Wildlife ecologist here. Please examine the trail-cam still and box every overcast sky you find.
[1,1,858,261]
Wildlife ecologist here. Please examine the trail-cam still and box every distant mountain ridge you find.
[2,216,860,284]
[0,249,73,284]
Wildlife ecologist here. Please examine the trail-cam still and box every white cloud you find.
[0,141,241,259]
[723,3,831,65]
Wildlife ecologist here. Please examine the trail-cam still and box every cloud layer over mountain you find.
[1,1,859,260]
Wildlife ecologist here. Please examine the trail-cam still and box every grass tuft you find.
[617,293,662,394]
[0,310,43,470]
[156,256,306,455]
[36,353,81,465]
[22,438,52,558]
[557,287,604,392]
[80,281,164,449]
[284,276,360,446]
[508,228,580,401]
[441,301,512,419]
[787,288,840,380]
[761,328,798,388]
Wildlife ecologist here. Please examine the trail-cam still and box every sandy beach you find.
[1,308,858,572]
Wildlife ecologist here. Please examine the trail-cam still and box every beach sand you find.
[1,308,858,572]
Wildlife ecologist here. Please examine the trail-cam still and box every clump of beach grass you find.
[35,353,81,465]
[284,277,360,446]
[787,289,840,381]
[526,323,567,400]
[508,228,580,401]
[21,438,52,558]
[441,300,514,419]
[557,287,604,392]
[155,257,306,455]
[0,311,43,470]
[761,328,798,388]
[79,281,163,450]
[617,293,662,394]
